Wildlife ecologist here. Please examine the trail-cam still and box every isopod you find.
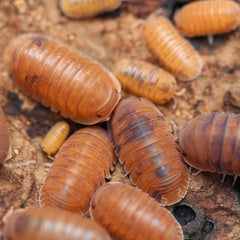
[113,58,176,104]
[3,206,111,240]
[109,97,189,206]
[41,121,70,155]
[39,126,116,214]
[0,106,11,163]
[173,0,240,37]
[178,112,240,185]
[4,33,121,125]
[90,182,184,240]
[143,15,203,81]
[59,0,122,18]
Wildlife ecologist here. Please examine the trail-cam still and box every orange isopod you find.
[4,33,121,125]
[41,121,70,155]
[90,182,184,240]
[0,106,11,163]
[178,112,240,185]
[59,0,122,18]
[173,0,240,37]
[3,206,111,240]
[39,126,116,214]
[143,15,203,81]
[109,97,189,206]
[113,58,176,104]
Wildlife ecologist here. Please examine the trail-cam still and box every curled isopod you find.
[173,0,240,37]
[39,126,116,214]
[41,121,70,155]
[113,58,176,104]
[4,33,121,125]
[178,112,240,184]
[0,106,11,163]
[109,97,189,206]
[143,15,203,81]
[59,0,122,18]
[3,206,111,240]
[90,182,184,240]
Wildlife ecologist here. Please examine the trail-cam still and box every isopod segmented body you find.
[109,97,189,206]
[113,58,176,104]
[173,0,240,37]
[4,206,111,240]
[0,106,11,163]
[59,0,122,18]
[90,182,184,240]
[178,112,240,177]
[4,33,121,125]
[40,126,116,214]
[41,121,70,155]
[143,15,203,81]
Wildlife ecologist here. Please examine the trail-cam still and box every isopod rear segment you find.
[113,58,176,104]
[178,112,240,177]
[59,0,122,18]
[90,182,184,240]
[39,126,116,214]
[109,97,189,206]
[4,33,121,125]
[3,206,111,240]
[0,106,11,163]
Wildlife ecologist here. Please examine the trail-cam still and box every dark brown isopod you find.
[178,112,240,183]
[0,106,11,163]
[39,126,116,214]
[90,182,184,240]
[4,33,121,125]
[109,97,189,205]
[3,206,111,240]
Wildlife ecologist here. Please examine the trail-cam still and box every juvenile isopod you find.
[113,58,176,104]
[3,206,111,240]
[41,121,70,155]
[173,0,240,37]
[90,182,184,240]
[4,33,121,125]
[109,97,189,206]
[59,0,122,18]
[143,15,203,81]
[178,112,240,185]
[0,106,11,163]
[39,126,116,214]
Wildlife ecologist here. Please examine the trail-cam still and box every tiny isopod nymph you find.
[173,0,240,37]
[109,97,189,206]
[59,0,122,18]
[39,126,116,214]
[3,206,111,240]
[0,106,11,163]
[113,58,176,104]
[41,121,70,155]
[4,33,121,125]
[143,15,203,81]
[90,182,184,240]
[178,112,240,184]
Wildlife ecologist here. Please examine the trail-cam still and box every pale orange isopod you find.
[143,15,203,81]
[0,106,11,163]
[59,0,122,18]
[173,0,240,37]
[3,206,111,240]
[4,33,121,125]
[39,126,116,214]
[109,97,189,206]
[90,182,184,240]
[113,58,176,104]
[41,121,70,155]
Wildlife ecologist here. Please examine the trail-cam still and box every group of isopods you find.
[0,0,240,239]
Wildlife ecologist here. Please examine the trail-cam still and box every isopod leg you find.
[207,35,214,48]
[232,175,238,187]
